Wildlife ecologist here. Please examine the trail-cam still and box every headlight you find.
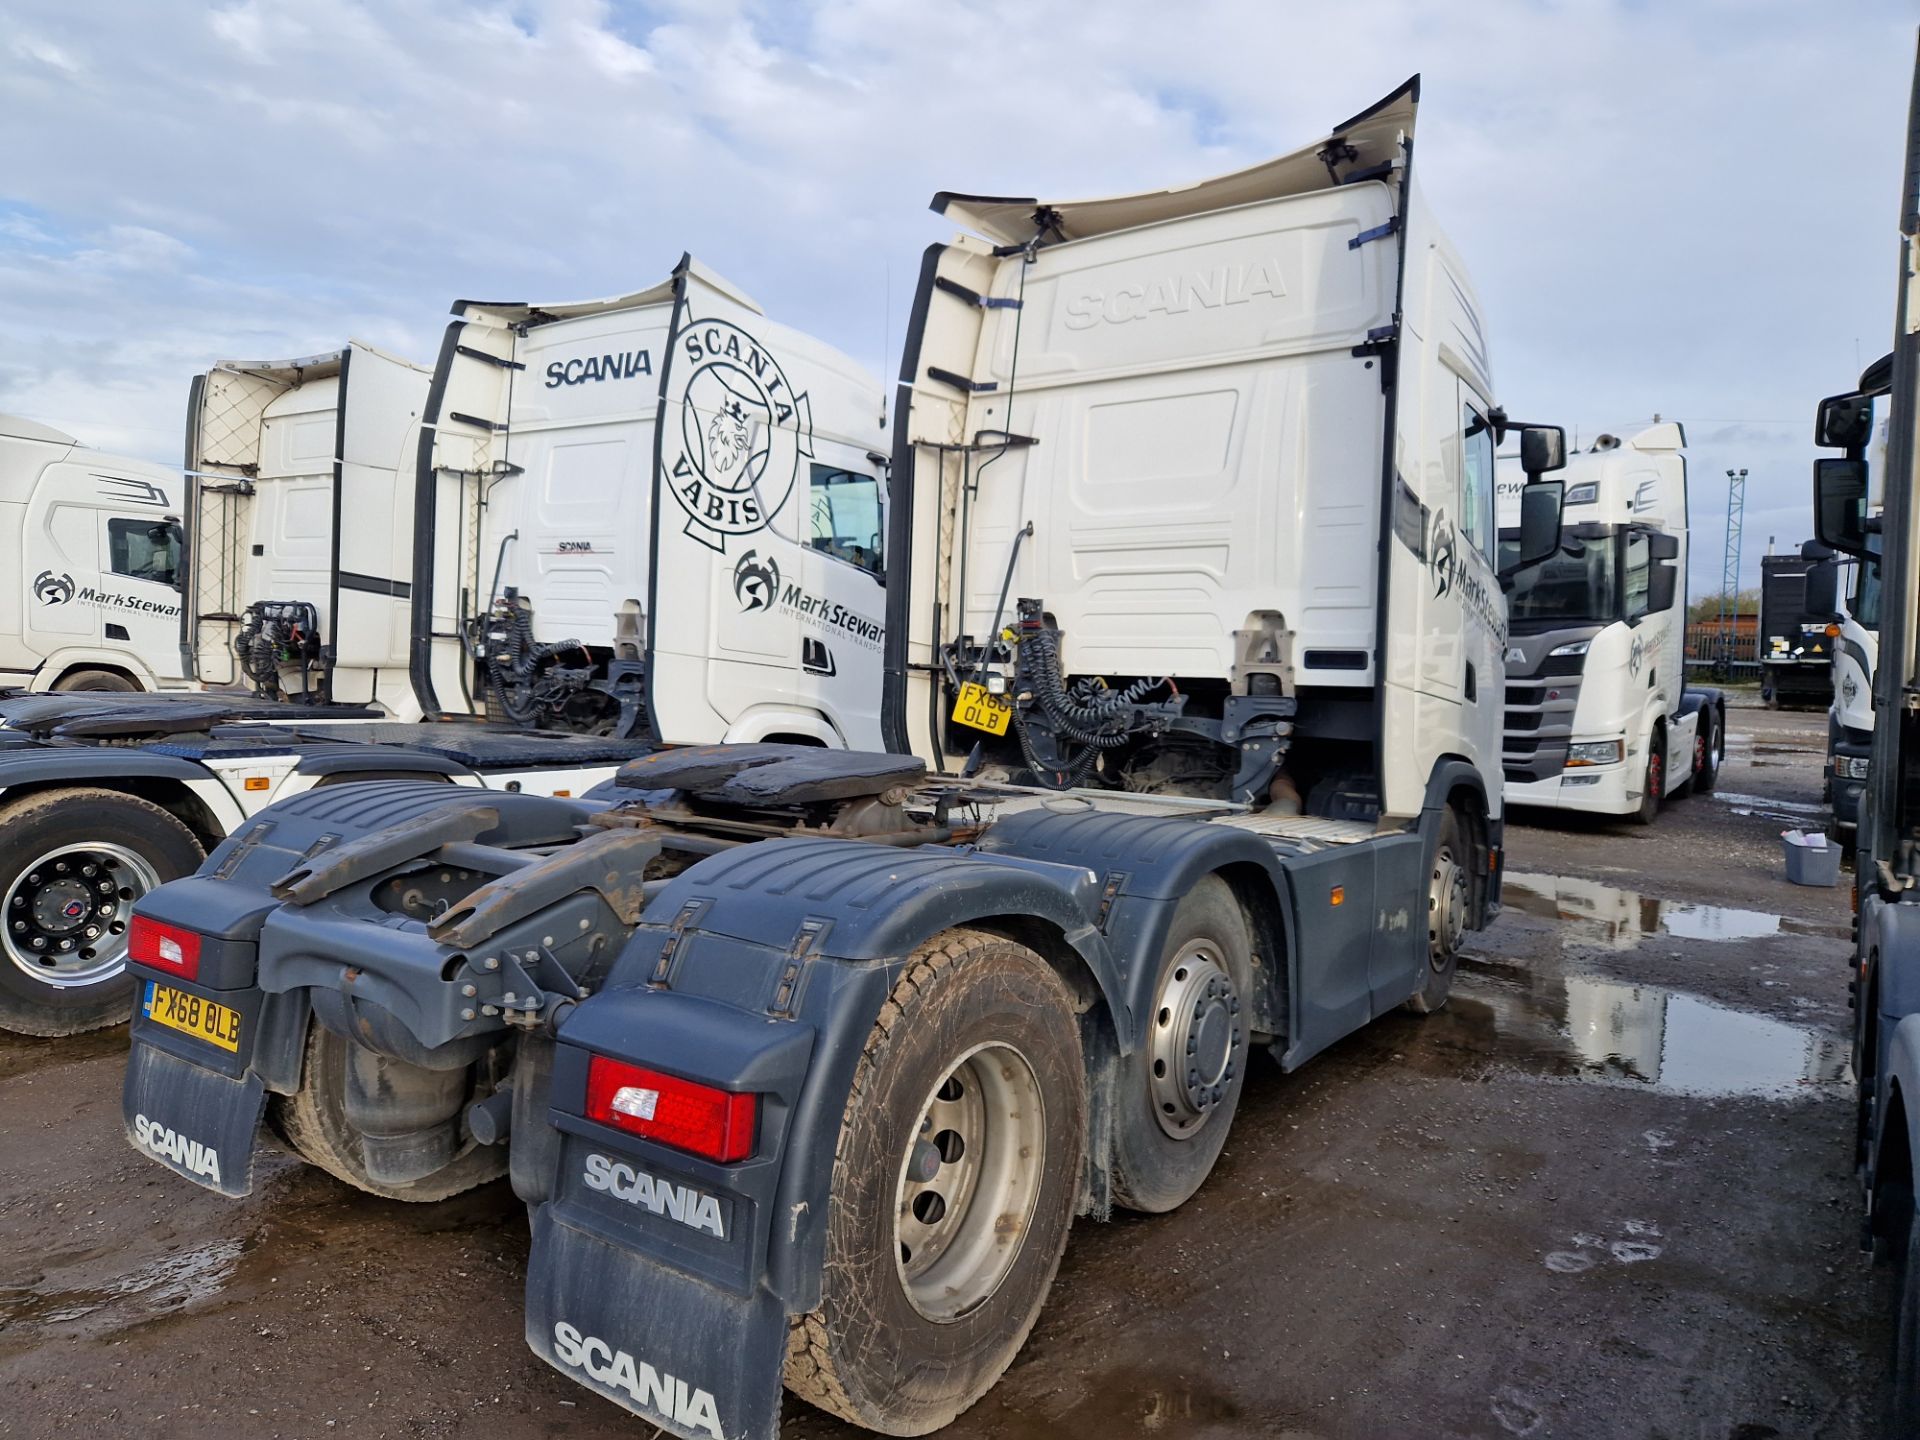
[1549,640,1591,658]
[1567,739,1624,766]
[1834,755,1871,780]
[1564,482,1599,505]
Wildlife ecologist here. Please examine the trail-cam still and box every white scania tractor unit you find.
[0,415,192,694]
[188,265,890,750]
[1497,423,1725,822]
[122,78,1565,1440]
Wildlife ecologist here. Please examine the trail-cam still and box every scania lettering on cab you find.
[120,78,1565,1440]
[1497,423,1725,823]
[0,415,191,694]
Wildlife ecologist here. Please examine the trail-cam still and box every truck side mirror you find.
[1647,563,1677,615]
[1816,391,1874,451]
[1813,456,1871,558]
[1805,557,1841,617]
[1499,479,1563,582]
[1646,531,1679,562]
[1520,426,1567,476]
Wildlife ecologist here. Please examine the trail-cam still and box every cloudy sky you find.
[0,0,1913,594]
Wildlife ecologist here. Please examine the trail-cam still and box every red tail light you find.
[585,1056,757,1163]
[129,915,202,982]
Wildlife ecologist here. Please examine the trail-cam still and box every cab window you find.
[1461,405,1495,559]
[108,517,180,586]
[809,465,884,578]
[1624,531,1651,620]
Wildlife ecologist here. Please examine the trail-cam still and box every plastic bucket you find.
[1782,834,1842,887]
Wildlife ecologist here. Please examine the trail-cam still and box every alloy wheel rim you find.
[2,843,160,988]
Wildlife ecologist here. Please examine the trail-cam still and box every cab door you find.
[794,452,888,749]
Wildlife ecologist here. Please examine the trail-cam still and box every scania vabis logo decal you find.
[33,571,74,605]
[666,317,812,553]
[732,550,781,611]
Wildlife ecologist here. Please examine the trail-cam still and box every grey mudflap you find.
[526,1206,785,1440]
[122,1040,267,1197]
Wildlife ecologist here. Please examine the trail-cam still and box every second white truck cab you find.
[184,341,431,712]
[0,415,192,694]
[1498,422,1725,822]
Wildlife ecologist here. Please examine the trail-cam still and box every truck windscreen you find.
[1500,526,1620,626]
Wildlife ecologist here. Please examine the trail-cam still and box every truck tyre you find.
[1110,876,1253,1213]
[0,789,204,1036]
[266,1024,509,1203]
[1893,1203,1920,1435]
[1693,710,1721,795]
[784,929,1085,1435]
[1405,807,1468,1015]
[52,669,139,693]
[1632,726,1665,826]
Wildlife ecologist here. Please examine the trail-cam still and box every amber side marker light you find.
[1329,885,1345,907]
[244,776,270,791]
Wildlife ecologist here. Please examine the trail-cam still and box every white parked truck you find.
[1497,422,1725,822]
[0,415,192,694]
[190,265,891,749]
[122,77,1566,1440]
[185,341,432,709]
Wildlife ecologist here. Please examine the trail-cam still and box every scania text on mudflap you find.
[121,78,1569,1439]
[0,414,193,695]
[0,689,652,1036]
[1496,423,1726,823]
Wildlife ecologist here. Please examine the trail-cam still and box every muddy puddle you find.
[1408,960,1850,1099]
[1712,790,1831,825]
[1503,871,1844,950]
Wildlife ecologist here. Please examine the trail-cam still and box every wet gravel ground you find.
[0,702,1883,1439]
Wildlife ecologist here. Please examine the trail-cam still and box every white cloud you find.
[0,0,1910,592]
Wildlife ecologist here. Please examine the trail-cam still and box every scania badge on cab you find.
[121,78,1565,1440]
[1497,423,1725,823]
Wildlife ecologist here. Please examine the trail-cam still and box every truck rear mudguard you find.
[122,780,600,1195]
[521,805,1421,1440]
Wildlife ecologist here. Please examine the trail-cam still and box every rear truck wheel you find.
[1110,876,1253,1214]
[1632,730,1665,826]
[1694,711,1721,795]
[784,929,1086,1435]
[1405,807,1468,1015]
[52,669,138,693]
[266,1024,509,1203]
[0,789,203,1036]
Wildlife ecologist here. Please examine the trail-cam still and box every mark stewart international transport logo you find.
[666,318,812,553]
[34,571,74,605]
[732,550,780,612]
[33,569,179,617]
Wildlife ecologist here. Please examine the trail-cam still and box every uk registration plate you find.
[143,981,242,1053]
[951,682,1013,736]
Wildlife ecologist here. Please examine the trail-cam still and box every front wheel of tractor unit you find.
[1632,731,1665,826]
[267,1024,510,1202]
[0,788,204,1036]
[785,929,1086,1435]
[1110,875,1255,1213]
[1406,806,1469,1015]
